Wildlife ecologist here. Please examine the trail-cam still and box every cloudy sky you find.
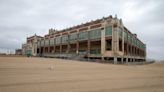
[0,0,164,60]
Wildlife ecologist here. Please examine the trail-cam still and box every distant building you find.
[15,49,22,55]
[0,53,6,55]
[22,43,27,55]
[23,15,146,63]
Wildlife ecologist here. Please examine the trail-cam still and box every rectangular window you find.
[128,34,131,42]
[118,28,123,38]
[137,40,139,47]
[89,29,101,39]
[62,35,68,43]
[128,34,133,43]
[105,26,112,36]
[69,33,77,41]
[41,40,44,46]
[55,36,61,44]
[123,31,128,40]
[134,38,136,46]
[132,37,136,45]
[79,31,88,40]
[131,37,134,45]
[106,40,112,51]
[45,39,49,46]
[50,38,54,45]
[90,49,101,54]
[37,41,40,47]
[143,44,145,49]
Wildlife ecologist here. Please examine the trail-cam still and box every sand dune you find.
[0,57,164,92]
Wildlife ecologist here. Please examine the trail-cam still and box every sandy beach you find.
[0,56,163,92]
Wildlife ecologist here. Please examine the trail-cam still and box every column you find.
[114,56,117,64]
[54,45,56,54]
[76,30,79,54]
[112,26,119,56]
[101,27,106,55]
[67,43,70,54]
[60,45,62,53]
[121,58,123,64]
[126,58,128,63]
[87,40,90,55]
[122,29,124,55]
[76,42,79,54]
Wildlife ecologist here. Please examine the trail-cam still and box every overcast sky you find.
[0,0,164,60]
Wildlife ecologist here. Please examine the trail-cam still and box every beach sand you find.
[0,57,163,92]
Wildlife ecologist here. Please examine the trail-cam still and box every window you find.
[118,28,123,37]
[123,31,128,40]
[128,34,132,43]
[105,26,112,35]
[45,39,49,46]
[106,40,112,51]
[119,40,122,51]
[37,41,40,47]
[79,31,88,40]
[55,36,61,44]
[69,33,77,41]
[41,40,44,46]
[62,35,68,43]
[89,29,101,39]
[50,38,54,45]
[90,49,101,54]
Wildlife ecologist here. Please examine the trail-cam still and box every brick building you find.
[26,15,146,63]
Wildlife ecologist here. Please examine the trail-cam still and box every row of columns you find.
[124,42,146,57]
[38,40,93,55]
[114,57,145,64]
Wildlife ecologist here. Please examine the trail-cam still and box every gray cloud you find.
[0,0,164,60]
